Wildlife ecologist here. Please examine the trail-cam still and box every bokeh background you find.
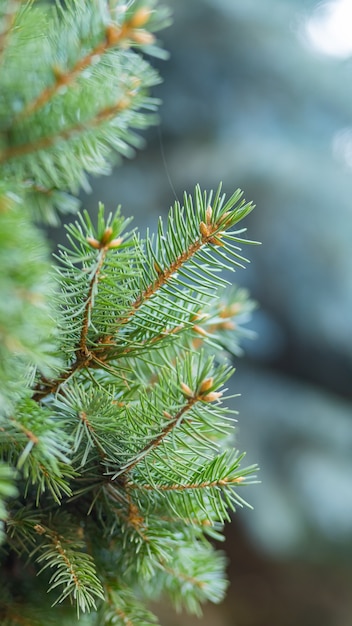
[78,1,352,624]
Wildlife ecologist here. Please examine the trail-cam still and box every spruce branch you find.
[100,584,159,626]
[0,95,137,164]
[14,7,156,124]
[32,185,256,402]
[112,185,255,328]
[0,400,74,504]
[33,518,104,616]
[0,2,260,621]
[114,392,199,478]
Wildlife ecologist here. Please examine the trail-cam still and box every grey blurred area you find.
[79,0,352,624]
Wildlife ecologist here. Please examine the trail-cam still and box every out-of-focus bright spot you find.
[306,0,352,58]
[332,127,352,167]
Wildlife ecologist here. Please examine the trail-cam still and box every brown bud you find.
[201,391,223,403]
[193,325,208,337]
[154,260,163,275]
[129,7,152,29]
[100,227,114,246]
[180,382,193,398]
[199,221,210,238]
[106,23,123,46]
[108,237,123,249]
[87,237,101,249]
[130,29,155,46]
[208,235,224,246]
[218,211,231,225]
[199,377,214,394]
[205,205,213,225]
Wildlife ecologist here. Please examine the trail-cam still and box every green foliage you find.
[0,1,259,624]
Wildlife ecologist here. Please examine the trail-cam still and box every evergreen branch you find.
[0,1,261,622]
[93,185,256,354]
[34,520,104,615]
[129,449,257,525]
[14,9,155,123]
[113,364,226,479]
[114,394,199,478]
[114,201,233,328]
[159,543,228,615]
[138,538,228,616]
[32,209,130,401]
[160,561,205,589]
[0,400,74,504]
[5,505,42,555]
[33,187,256,403]
[101,584,159,626]
[52,382,132,468]
[0,96,134,164]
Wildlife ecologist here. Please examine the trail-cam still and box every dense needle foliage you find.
[0,1,258,624]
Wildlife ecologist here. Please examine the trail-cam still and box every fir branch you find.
[0,1,261,622]
[91,185,256,356]
[101,584,159,626]
[159,542,228,615]
[34,520,104,615]
[114,197,239,328]
[114,394,198,478]
[0,96,134,164]
[32,186,256,402]
[0,400,74,504]
[109,353,229,484]
[14,9,155,123]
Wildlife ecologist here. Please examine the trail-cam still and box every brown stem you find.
[79,248,108,357]
[32,360,81,402]
[10,418,39,445]
[127,476,244,491]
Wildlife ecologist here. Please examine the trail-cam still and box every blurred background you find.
[79,0,352,624]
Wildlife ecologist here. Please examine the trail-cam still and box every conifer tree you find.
[0,1,259,624]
